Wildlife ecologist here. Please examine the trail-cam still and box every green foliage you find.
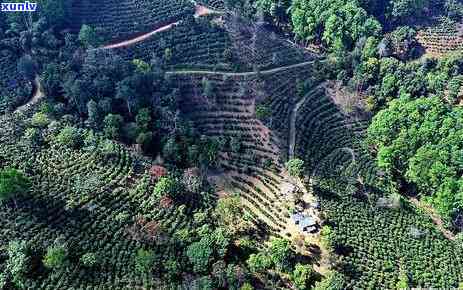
[387,26,418,59]
[6,241,30,288]
[24,127,43,148]
[285,158,305,177]
[80,253,98,268]
[136,132,153,148]
[320,225,335,249]
[132,59,151,74]
[43,244,68,270]
[291,0,381,52]
[396,269,409,289]
[0,273,6,289]
[269,238,292,272]
[292,263,314,290]
[163,137,181,163]
[17,55,36,81]
[103,114,124,140]
[186,228,230,274]
[164,48,172,61]
[56,126,82,148]
[78,24,100,48]
[199,136,220,167]
[240,282,254,290]
[0,168,30,202]
[448,76,463,103]
[182,170,202,193]
[456,233,463,248]
[313,271,346,290]
[362,36,379,60]
[202,77,214,97]
[135,107,151,132]
[246,252,272,273]
[367,96,463,217]
[229,136,242,153]
[135,249,155,273]
[215,195,251,235]
[41,0,69,26]
[153,176,182,199]
[255,104,271,120]
[186,237,214,273]
[30,112,50,128]
[387,0,429,22]
[86,100,100,128]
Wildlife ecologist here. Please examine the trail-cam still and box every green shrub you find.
[285,158,305,177]
[292,263,314,290]
[153,176,181,199]
[30,112,50,128]
[6,241,30,288]
[43,244,68,270]
[55,126,82,148]
[80,253,98,268]
[135,249,155,273]
[0,168,30,202]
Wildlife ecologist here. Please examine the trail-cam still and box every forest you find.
[0,0,463,289]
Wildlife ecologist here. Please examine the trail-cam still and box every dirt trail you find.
[166,60,324,76]
[91,5,220,51]
[288,85,323,159]
[94,22,180,50]
[289,95,308,159]
[410,197,455,241]
[16,75,44,112]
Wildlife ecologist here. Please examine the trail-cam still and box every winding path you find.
[165,60,326,160]
[166,60,323,76]
[288,85,323,159]
[94,22,180,50]
[410,197,456,241]
[16,75,44,112]
[288,95,308,158]
[90,5,222,51]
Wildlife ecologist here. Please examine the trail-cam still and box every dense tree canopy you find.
[291,0,381,52]
[367,96,463,219]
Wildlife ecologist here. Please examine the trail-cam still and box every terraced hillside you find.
[90,11,316,73]
[69,0,194,40]
[1,0,463,288]
[287,81,463,288]
[171,60,463,287]
[0,112,210,289]
[104,18,237,71]
[417,21,463,56]
[224,16,315,70]
[172,70,292,238]
[257,63,322,156]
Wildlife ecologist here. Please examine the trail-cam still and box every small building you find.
[291,213,317,233]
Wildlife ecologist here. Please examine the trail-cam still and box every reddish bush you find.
[159,195,173,208]
[149,165,167,180]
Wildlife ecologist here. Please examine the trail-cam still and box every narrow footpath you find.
[288,85,323,158]
[90,5,221,51]
[410,197,456,241]
[16,75,44,112]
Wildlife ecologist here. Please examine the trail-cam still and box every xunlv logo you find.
[1,1,37,12]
